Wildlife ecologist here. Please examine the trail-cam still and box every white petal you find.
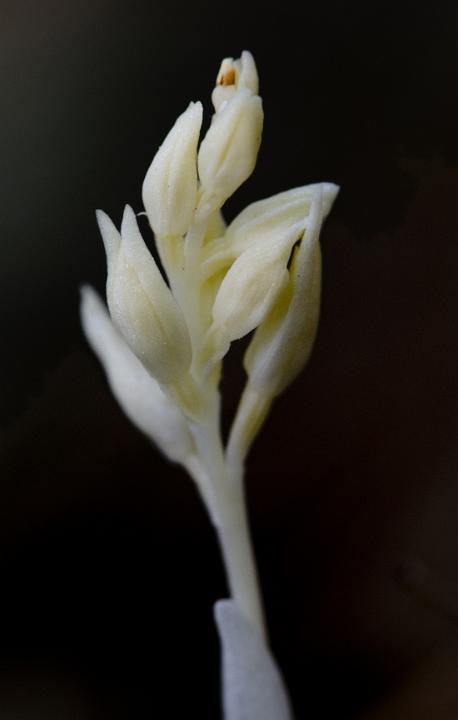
[225,182,339,256]
[80,285,195,464]
[142,101,202,237]
[214,600,293,720]
[238,50,259,94]
[103,205,192,384]
[205,223,305,365]
[96,209,121,275]
[198,89,263,212]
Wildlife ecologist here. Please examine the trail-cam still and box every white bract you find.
[215,600,293,720]
[81,50,339,719]
[80,285,195,465]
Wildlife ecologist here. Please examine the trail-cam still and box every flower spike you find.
[83,50,340,720]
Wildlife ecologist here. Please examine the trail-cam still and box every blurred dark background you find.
[0,0,457,717]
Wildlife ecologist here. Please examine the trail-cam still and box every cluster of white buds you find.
[81,50,338,719]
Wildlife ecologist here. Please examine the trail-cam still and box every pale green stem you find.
[216,471,267,643]
[188,390,267,643]
[226,384,273,474]
[191,423,266,641]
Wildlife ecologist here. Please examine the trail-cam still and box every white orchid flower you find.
[227,185,339,470]
[245,186,335,397]
[200,182,339,366]
[198,52,263,215]
[98,204,192,386]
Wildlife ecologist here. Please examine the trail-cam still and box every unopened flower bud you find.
[142,102,202,237]
[211,50,259,112]
[198,88,263,214]
[80,285,195,464]
[205,223,305,363]
[244,187,332,398]
[98,205,192,385]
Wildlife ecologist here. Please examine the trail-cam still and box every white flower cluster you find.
[81,51,338,719]
[82,50,338,475]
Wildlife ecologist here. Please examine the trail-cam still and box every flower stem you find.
[216,474,267,642]
[189,410,267,642]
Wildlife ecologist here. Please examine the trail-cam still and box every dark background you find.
[0,0,457,717]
